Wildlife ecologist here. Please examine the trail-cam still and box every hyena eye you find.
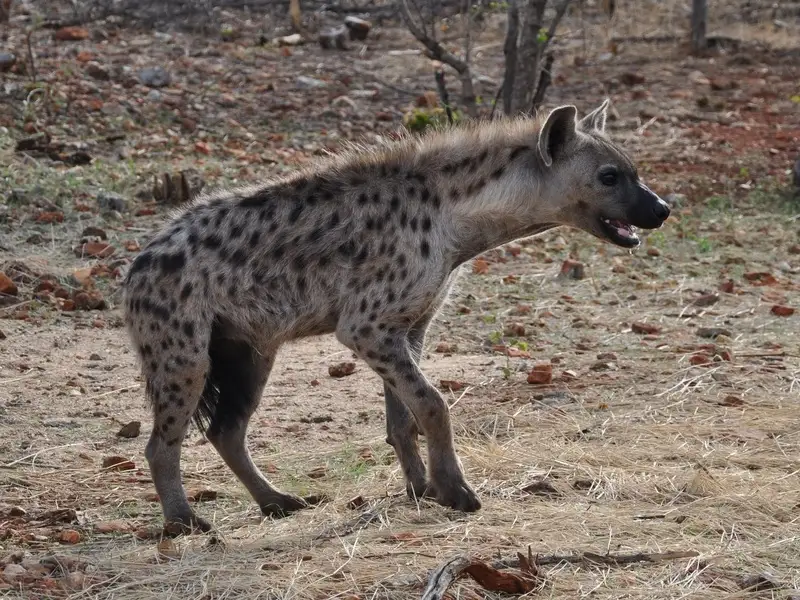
[598,166,619,187]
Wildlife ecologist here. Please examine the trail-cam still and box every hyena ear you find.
[579,98,610,133]
[538,105,578,168]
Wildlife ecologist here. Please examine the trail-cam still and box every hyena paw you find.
[162,513,213,537]
[260,493,311,519]
[433,478,482,512]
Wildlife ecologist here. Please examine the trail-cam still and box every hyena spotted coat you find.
[124,100,670,533]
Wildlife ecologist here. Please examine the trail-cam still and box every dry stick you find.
[25,28,37,83]
[434,68,454,125]
[528,51,554,113]
[493,548,700,569]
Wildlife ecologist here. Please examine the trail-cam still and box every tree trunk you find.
[690,0,707,55]
[509,0,548,114]
[0,0,12,23]
[501,0,520,115]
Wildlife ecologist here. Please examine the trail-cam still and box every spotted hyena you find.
[124,100,670,533]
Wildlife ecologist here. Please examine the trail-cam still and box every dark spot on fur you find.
[509,145,527,161]
[490,165,506,179]
[202,235,222,250]
[360,299,368,313]
[390,196,400,211]
[422,216,432,232]
[230,249,248,265]
[249,231,261,247]
[180,282,193,300]
[288,204,303,224]
[420,240,430,258]
[230,224,243,239]
[358,192,368,205]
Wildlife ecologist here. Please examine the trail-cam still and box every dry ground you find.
[1,0,799,598]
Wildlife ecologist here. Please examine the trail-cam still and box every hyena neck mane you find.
[297,113,572,267]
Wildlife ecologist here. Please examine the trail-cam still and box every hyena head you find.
[531,99,670,248]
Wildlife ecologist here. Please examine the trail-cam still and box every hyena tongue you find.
[608,219,637,239]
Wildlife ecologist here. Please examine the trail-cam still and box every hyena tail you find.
[194,318,265,437]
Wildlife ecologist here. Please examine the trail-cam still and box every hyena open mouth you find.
[600,217,639,247]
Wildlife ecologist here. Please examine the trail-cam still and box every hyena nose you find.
[653,198,670,222]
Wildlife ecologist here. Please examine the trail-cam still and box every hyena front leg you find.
[384,315,434,500]
[339,321,481,512]
[204,336,309,518]
[143,353,212,535]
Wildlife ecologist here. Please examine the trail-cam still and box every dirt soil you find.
[1,0,799,598]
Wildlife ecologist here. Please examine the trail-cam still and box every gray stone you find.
[97,191,126,212]
[138,66,171,88]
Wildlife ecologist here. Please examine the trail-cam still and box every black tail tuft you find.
[194,319,263,437]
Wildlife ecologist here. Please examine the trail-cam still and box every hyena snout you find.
[628,181,670,229]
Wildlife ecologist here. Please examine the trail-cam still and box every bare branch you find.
[542,0,573,53]
[529,51,554,113]
[399,0,469,75]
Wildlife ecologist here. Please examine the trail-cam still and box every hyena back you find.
[124,100,670,533]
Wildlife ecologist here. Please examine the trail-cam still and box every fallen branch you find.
[493,548,700,569]
[422,548,545,600]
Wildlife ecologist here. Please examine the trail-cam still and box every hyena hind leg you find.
[202,334,310,519]
[144,355,213,536]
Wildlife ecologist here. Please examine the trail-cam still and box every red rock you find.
[75,242,115,259]
[54,27,89,41]
[35,211,64,224]
[771,305,794,317]
[0,272,18,296]
[527,363,553,385]
[631,322,661,334]
[101,456,136,471]
[328,362,356,377]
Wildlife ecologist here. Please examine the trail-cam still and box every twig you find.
[25,28,37,83]
[488,82,503,120]
[493,548,700,569]
[313,508,382,541]
[434,68,454,125]
[529,51,554,113]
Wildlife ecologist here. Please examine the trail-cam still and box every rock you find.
[74,242,115,259]
[521,478,561,498]
[97,191,126,212]
[710,77,737,91]
[503,323,526,337]
[440,380,465,391]
[88,352,102,361]
[116,421,141,438]
[2,563,26,580]
[697,327,732,339]
[85,62,110,80]
[328,362,356,377]
[740,573,782,592]
[558,259,585,280]
[646,246,661,257]
[691,293,719,307]
[54,27,89,41]
[631,322,661,334]
[771,305,794,317]
[152,169,205,205]
[58,529,81,544]
[101,456,136,471]
[274,33,304,46]
[319,26,348,50]
[95,520,131,534]
[344,16,371,41]
[138,66,171,88]
[664,193,687,208]
[73,291,106,310]
[81,226,108,240]
[527,363,553,385]
[146,89,162,102]
[0,272,18,296]
[0,52,16,73]
[619,71,645,86]
[435,341,455,353]
[296,76,327,89]
[688,70,710,86]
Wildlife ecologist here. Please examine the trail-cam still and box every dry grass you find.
[1,0,799,598]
